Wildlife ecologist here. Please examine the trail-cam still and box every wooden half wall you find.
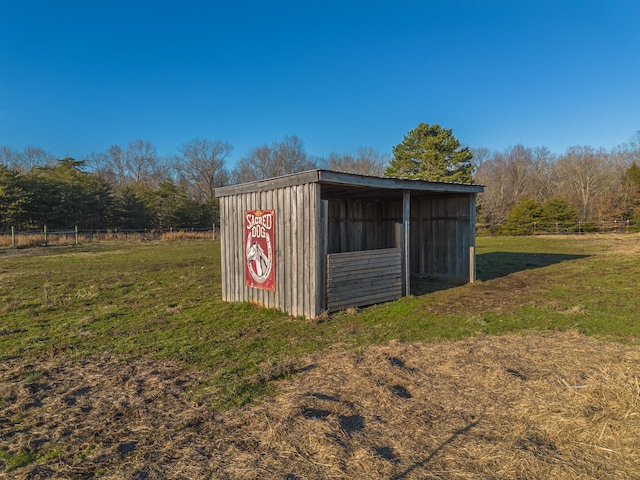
[326,248,402,311]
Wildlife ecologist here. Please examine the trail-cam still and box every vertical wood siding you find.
[218,182,320,319]
[411,195,472,280]
[326,198,398,254]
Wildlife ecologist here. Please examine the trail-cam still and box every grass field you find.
[1,234,639,478]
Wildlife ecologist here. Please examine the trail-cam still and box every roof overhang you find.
[214,169,484,199]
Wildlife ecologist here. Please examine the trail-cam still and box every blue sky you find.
[1,1,639,167]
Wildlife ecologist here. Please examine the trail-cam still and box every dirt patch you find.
[2,331,639,479]
[420,272,540,316]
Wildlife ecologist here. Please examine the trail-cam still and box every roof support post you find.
[402,189,410,296]
[469,193,477,283]
[317,196,329,313]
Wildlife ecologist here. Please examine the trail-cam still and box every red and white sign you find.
[244,209,276,291]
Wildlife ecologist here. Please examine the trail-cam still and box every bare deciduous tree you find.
[471,147,492,170]
[0,145,54,171]
[176,139,231,202]
[503,145,536,201]
[475,153,509,231]
[232,135,317,184]
[475,145,538,231]
[100,140,167,187]
[126,139,158,184]
[615,130,640,167]
[323,146,389,176]
[530,146,557,203]
[555,146,617,221]
[106,144,127,185]
[0,146,15,167]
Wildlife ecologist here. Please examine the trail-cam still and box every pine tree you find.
[384,123,474,183]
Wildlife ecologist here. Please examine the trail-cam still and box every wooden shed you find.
[214,169,484,319]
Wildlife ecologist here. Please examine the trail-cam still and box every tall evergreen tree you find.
[385,123,475,183]
[24,158,113,229]
[114,184,156,229]
[0,165,30,230]
[622,162,640,221]
[625,162,640,187]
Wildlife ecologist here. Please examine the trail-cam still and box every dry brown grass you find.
[160,230,216,241]
[2,331,639,479]
[0,233,76,249]
[543,232,640,255]
[596,232,640,254]
[0,230,216,249]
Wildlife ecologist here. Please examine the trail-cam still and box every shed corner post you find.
[469,193,477,284]
[315,184,329,316]
[402,189,410,296]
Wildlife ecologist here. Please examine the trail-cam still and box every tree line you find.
[2,125,639,234]
[473,137,640,233]
[0,137,389,231]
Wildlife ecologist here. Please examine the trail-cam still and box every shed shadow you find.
[411,252,589,296]
[476,252,589,282]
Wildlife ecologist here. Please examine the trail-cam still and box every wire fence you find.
[2,220,638,250]
[0,226,219,249]
[478,220,640,236]
[533,220,638,235]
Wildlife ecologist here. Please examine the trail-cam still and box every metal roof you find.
[214,169,484,198]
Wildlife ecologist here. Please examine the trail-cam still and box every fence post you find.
[44,225,48,246]
[75,225,79,245]
[533,222,536,236]
[212,223,216,240]
[11,226,16,249]
[555,222,559,234]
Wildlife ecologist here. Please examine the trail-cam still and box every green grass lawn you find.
[1,235,639,409]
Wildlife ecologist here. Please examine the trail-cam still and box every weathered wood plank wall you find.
[325,194,473,281]
[218,182,320,318]
[411,195,472,280]
[326,199,398,254]
[326,248,402,311]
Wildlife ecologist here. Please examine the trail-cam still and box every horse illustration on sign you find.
[244,209,276,290]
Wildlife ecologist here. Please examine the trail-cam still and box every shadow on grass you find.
[476,252,589,281]
[411,252,589,296]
